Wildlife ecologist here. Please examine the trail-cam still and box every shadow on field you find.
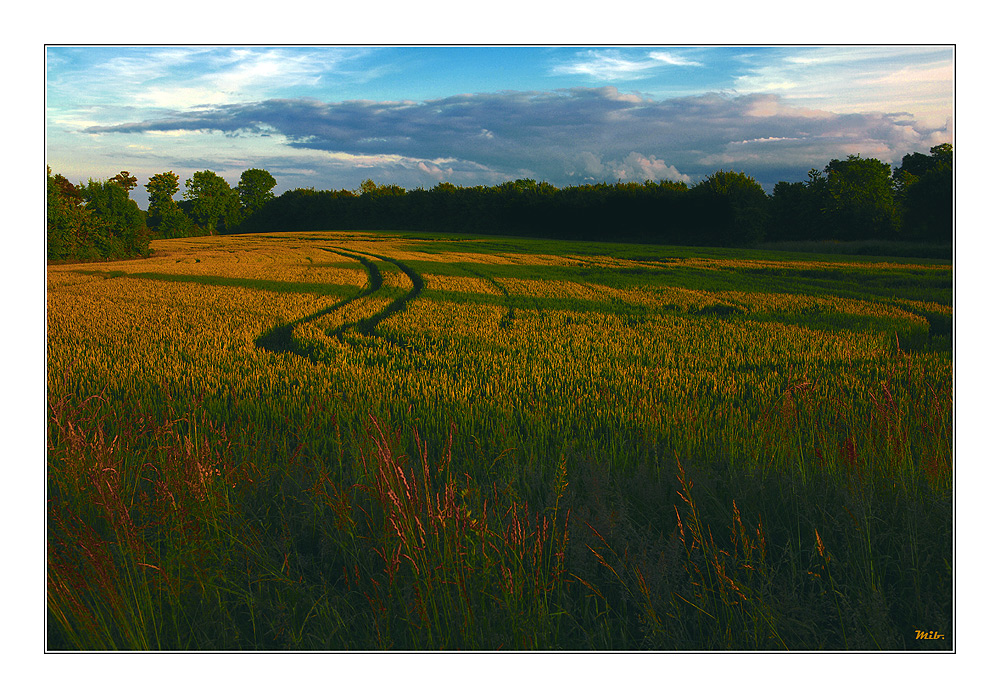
[255,252,382,357]
[75,269,361,299]
[255,248,426,359]
[323,248,426,342]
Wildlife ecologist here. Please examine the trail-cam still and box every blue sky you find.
[45,45,954,208]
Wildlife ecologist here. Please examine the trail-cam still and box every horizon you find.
[46,45,954,209]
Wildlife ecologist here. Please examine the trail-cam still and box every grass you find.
[753,237,952,262]
[46,230,953,650]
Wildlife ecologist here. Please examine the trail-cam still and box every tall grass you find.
[47,363,951,649]
[559,349,952,650]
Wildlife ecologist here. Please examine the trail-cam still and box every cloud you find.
[129,48,366,110]
[81,86,952,191]
[49,47,379,113]
[607,153,692,183]
[647,51,702,67]
[551,49,701,80]
[731,46,954,123]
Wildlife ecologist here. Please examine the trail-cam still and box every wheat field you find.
[46,230,953,650]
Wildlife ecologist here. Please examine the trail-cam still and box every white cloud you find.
[209,49,328,95]
[607,152,691,183]
[552,49,701,80]
[571,151,605,178]
[132,49,338,110]
[136,87,233,110]
[313,150,509,186]
[647,51,702,67]
[53,47,377,113]
[96,47,214,85]
[733,136,803,145]
[417,161,454,179]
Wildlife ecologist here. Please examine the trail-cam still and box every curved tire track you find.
[255,246,425,360]
[325,247,425,342]
[254,250,382,357]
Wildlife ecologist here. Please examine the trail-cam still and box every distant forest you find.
[47,144,952,262]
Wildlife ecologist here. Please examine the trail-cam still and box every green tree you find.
[183,170,241,234]
[820,155,897,240]
[236,168,277,218]
[895,144,951,182]
[79,178,150,258]
[768,180,826,241]
[51,172,83,204]
[895,144,952,243]
[47,167,91,259]
[109,170,138,193]
[357,179,405,198]
[692,170,769,244]
[930,143,953,165]
[146,171,180,210]
[146,171,195,237]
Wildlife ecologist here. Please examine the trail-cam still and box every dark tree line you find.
[242,144,952,249]
[47,144,951,261]
[241,174,769,247]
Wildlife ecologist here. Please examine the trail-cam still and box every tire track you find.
[255,246,425,360]
[322,247,425,344]
[254,250,381,357]
[461,264,516,330]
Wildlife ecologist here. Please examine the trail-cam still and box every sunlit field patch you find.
[422,274,506,296]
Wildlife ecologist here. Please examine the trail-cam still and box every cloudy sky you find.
[45,45,954,208]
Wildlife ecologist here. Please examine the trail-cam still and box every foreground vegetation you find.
[46,231,952,650]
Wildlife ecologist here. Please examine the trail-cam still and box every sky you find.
[46,44,954,209]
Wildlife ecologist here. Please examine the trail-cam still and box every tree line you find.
[46,167,277,261]
[242,144,952,248]
[47,144,951,261]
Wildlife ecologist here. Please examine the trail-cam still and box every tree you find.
[819,155,897,240]
[692,170,769,244]
[109,170,138,193]
[51,172,83,204]
[146,171,195,237]
[236,168,277,217]
[47,167,91,259]
[893,146,943,202]
[357,179,405,198]
[895,144,952,243]
[768,180,826,241]
[49,167,151,261]
[146,171,180,210]
[79,178,150,258]
[183,170,241,233]
[930,142,953,165]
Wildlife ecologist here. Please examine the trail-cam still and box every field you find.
[46,230,953,650]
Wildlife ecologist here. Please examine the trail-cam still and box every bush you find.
[47,168,152,261]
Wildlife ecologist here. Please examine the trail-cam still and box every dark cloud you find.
[85,87,950,190]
